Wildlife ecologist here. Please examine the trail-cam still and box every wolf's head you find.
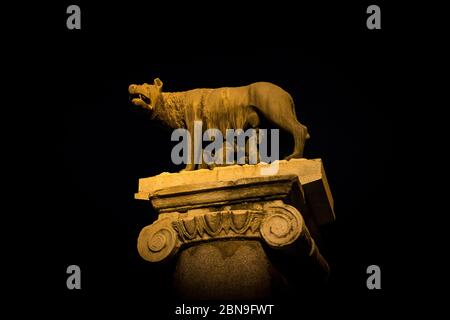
[128,78,163,112]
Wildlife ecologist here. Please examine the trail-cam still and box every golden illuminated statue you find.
[129,78,334,300]
[129,78,309,170]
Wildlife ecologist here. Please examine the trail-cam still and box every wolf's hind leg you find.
[285,121,309,160]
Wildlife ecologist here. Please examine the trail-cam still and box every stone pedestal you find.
[135,159,334,299]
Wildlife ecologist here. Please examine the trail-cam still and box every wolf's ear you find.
[154,78,163,90]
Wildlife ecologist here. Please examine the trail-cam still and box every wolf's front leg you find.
[183,132,195,171]
[181,120,196,171]
[183,163,195,171]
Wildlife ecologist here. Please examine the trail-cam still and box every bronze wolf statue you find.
[129,78,310,170]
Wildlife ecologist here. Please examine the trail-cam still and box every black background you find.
[10,1,406,318]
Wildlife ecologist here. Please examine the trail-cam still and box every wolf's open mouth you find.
[130,93,151,105]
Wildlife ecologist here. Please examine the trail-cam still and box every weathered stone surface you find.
[135,159,335,299]
[148,175,299,212]
[173,240,281,300]
[136,158,334,226]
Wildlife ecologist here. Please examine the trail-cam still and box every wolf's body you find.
[129,79,309,170]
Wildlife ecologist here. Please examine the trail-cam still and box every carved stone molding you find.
[260,204,304,248]
[136,168,332,272]
[138,209,266,263]
[135,160,334,297]
[136,158,334,227]
[137,216,180,263]
[173,210,264,244]
[137,202,318,264]
[147,175,300,213]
